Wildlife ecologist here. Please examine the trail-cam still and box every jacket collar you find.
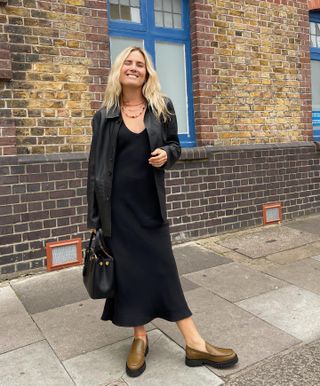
[105,105,120,119]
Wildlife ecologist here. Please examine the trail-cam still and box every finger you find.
[149,157,165,164]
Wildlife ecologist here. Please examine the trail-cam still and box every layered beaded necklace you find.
[121,100,146,119]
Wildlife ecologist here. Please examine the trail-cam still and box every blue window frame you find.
[310,11,320,140]
[107,0,196,147]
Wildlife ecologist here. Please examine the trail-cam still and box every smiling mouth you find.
[126,73,138,78]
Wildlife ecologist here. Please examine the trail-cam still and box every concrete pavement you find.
[1,213,320,385]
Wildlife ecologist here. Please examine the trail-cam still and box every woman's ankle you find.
[186,337,206,350]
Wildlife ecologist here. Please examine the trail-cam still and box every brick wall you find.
[191,0,312,146]
[1,143,320,279]
[0,0,109,156]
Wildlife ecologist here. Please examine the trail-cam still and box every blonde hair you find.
[101,46,170,121]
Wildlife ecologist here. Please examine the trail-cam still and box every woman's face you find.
[119,50,147,90]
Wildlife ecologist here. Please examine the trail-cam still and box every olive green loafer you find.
[126,336,149,377]
[185,341,238,369]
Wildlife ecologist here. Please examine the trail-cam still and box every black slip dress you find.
[101,120,192,327]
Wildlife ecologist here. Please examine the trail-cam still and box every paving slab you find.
[265,241,320,265]
[173,243,232,275]
[285,215,320,235]
[216,225,318,258]
[104,381,128,386]
[11,266,89,314]
[0,285,43,354]
[32,298,155,361]
[197,239,233,254]
[179,276,200,292]
[236,285,320,342]
[222,250,279,272]
[225,338,320,386]
[184,262,287,302]
[151,287,299,377]
[64,329,223,386]
[261,258,320,295]
[0,340,74,386]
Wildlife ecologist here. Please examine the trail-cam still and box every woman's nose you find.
[129,63,138,71]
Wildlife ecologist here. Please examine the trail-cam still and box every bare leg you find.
[176,316,207,352]
[133,325,147,345]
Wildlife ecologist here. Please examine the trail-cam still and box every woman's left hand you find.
[148,148,168,168]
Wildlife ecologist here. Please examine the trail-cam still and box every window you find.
[310,11,320,141]
[108,0,195,147]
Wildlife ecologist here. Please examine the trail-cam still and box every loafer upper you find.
[186,341,237,363]
[127,337,148,370]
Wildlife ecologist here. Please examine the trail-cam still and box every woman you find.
[87,46,238,377]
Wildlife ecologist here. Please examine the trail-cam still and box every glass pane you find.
[120,0,129,4]
[311,35,317,47]
[110,4,120,20]
[172,0,181,13]
[120,5,131,20]
[318,36,320,48]
[110,36,144,63]
[310,22,316,35]
[155,11,163,27]
[173,13,182,28]
[131,7,140,23]
[130,0,139,6]
[154,0,162,11]
[155,42,189,134]
[163,12,173,28]
[110,0,118,4]
[163,0,171,12]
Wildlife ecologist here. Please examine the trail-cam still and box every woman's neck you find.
[121,87,145,105]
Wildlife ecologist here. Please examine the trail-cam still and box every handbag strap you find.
[88,231,95,249]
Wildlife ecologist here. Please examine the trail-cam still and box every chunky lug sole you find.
[126,345,149,377]
[185,353,238,369]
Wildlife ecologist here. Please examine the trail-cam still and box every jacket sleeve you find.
[86,112,102,229]
[159,99,181,170]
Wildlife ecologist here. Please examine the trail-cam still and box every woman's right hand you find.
[90,228,97,234]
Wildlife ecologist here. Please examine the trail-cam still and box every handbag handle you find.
[88,229,113,259]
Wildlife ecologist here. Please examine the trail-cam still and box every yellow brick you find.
[33,64,61,73]
[59,128,72,136]
[44,128,58,135]
[67,40,80,48]
[66,136,88,144]
[54,39,66,47]
[64,0,85,5]
[64,83,87,91]
[46,146,60,153]
[27,99,63,109]
[5,6,30,17]
[72,128,84,135]
[73,145,86,152]
[60,145,73,152]
[32,146,45,154]
[33,82,64,91]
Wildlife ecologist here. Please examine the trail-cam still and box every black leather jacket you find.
[86,98,181,237]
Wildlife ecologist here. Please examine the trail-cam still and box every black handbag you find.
[82,228,115,299]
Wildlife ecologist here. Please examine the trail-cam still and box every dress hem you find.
[100,310,193,327]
